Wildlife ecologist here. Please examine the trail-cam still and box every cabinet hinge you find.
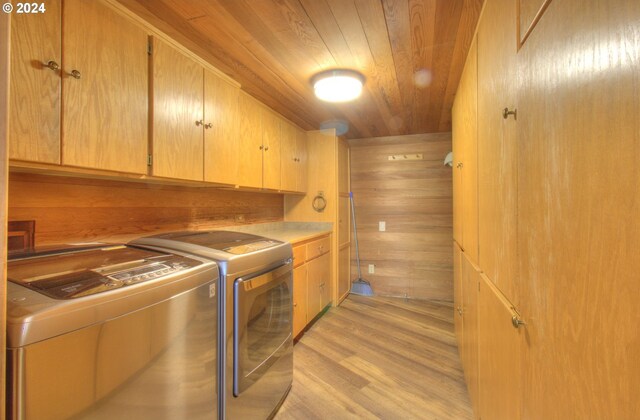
[147,41,152,55]
[147,154,153,166]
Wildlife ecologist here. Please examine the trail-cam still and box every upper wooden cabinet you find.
[204,69,240,185]
[62,0,148,174]
[477,0,519,305]
[237,92,264,189]
[9,0,61,164]
[261,107,281,190]
[452,38,479,265]
[10,0,148,173]
[280,121,307,193]
[151,37,204,181]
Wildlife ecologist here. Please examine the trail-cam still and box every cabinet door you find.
[477,273,522,420]
[477,0,519,304]
[453,243,463,353]
[338,139,349,194]
[338,245,350,302]
[293,264,307,337]
[460,39,479,265]
[295,128,308,192]
[62,0,148,174]
[279,120,298,192]
[9,0,61,164]
[452,99,464,247]
[517,1,640,418]
[237,93,262,188]
[306,252,331,318]
[262,108,281,190]
[204,70,240,184]
[151,37,203,181]
[462,252,479,414]
[338,197,350,246]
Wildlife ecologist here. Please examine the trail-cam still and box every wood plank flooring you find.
[275,295,473,420]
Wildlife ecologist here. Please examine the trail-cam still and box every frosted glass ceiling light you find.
[312,70,365,103]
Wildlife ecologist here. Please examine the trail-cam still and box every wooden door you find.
[294,127,308,192]
[338,139,349,194]
[460,39,479,265]
[62,0,148,174]
[477,0,519,304]
[204,70,240,184]
[261,107,281,190]
[279,119,297,192]
[462,252,480,415]
[292,264,307,337]
[516,1,640,418]
[477,273,522,420]
[9,0,60,164]
[453,243,463,353]
[338,197,350,246]
[151,37,203,181]
[237,92,262,188]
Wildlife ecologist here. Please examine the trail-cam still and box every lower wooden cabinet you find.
[291,234,332,338]
[462,253,480,414]
[477,272,523,420]
[292,264,308,337]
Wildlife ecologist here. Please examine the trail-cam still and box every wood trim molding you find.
[1,8,10,414]
[517,0,554,50]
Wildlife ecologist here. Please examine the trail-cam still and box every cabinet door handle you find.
[502,107,517,120]
[204,122,213,129]
[45,60,59,71]
[195,120,203,126]
[70,69,81,79]
[511,315,526,329]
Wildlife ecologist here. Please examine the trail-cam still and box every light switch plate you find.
[379,221,386,231]
[368,264,375,274]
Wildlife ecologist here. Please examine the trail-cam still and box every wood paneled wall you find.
[8,173,283,246]
[348,132,453,300]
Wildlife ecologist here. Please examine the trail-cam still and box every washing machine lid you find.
[8,245,203,299]
[133,231,283,255]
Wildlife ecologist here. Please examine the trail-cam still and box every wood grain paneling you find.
[517,0,640,418]
[62,0,148,174]
[1,9,11,413]
[8,173,283,246]
[275,296,472,419]
[116,0,483,139]
[9,0,60,164]
[349,132,453,300]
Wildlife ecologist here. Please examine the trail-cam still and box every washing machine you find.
[6,244,219,420]
[130,231,293,420]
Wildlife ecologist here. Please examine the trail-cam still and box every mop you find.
[349,191,374,296]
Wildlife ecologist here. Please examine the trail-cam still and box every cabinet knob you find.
[511,315,526,329]
[457,306,463,316]
[195,120,203,126]
[264,146,269,151]
[502,107,517,120]
[70,69,81,79]
[204,122,213,129]
[293,303,298,307]
[45,60,59,71]
[259,145,264,150]
[456,162,463,169]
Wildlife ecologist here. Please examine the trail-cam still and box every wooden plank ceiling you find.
[117,0,483,139]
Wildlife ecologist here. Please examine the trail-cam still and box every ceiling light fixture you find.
[312,69,365,103]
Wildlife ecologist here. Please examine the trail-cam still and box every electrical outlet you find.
[379,221,386,232]
[368,264,375,274]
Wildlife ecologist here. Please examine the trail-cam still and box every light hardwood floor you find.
[275,295,473,420]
